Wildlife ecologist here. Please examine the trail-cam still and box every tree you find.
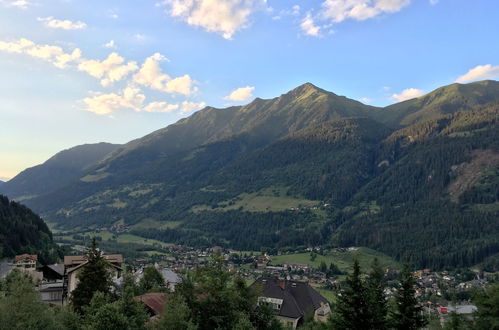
[329,260,370,330]
[473,283,499,330]
[71,238,113,313]
[169,254,283,330]
[155,294,197,330]
[138,265,166,294]
[0,269,63,329]
[365,258,388,330]
[389,264,427,330]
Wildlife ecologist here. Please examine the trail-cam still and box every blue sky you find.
[1,0,498,180]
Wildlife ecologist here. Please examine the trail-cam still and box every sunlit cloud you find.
[391,88,424,102]
[321,0,411,23]
[456,64,499,83]
[300,13,321,37]
[0,38,82,68]
[133,53,197,95]
[78,52,138,87]
[38,17,87,30]
[83,87,146,115]
[224,86,255,101]
[180,100,206,113]
[161,0,266,39]
[143,101,179,113]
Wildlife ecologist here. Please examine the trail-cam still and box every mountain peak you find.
[289,82,325,95]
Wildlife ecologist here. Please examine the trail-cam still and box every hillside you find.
[374,80,499,127]
[0,142,121,201]
[5,80,499,269]
[0,195,59,264]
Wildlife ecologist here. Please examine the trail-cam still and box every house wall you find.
[314,302,331,322]
[277,316,299,329]
[67,267,120,297]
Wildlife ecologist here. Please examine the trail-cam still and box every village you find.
[1,243,495,328]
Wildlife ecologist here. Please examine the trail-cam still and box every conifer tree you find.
[71,238,112,313]
[389,264,427,330]
[138,265,166,293]
[330,259,370,330]
[366,258,388,330]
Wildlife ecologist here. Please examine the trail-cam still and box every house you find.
[39,281,64,305]
[283,262,311,272]
[63,254,123,301]
[14,254,43,282]
[39,264,64,282]
[251,277,331,329]
[15,254,37,269]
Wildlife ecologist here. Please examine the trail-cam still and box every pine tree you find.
[473,283,499,330]
[330,260,370,330]
[71,238,113,313]
[389,264,427,330]
[139,265,166,293]
[366,258,388,330]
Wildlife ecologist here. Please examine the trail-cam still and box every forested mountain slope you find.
[4,80,499,269]
[0,195,59,263]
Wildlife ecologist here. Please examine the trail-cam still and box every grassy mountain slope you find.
[0,142,120,201]
[374,80,499,127]
[0,195,59,263]
[86,83,379,177]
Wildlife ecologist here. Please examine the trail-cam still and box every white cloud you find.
[103,40,116,49]
[0,38,82,68]
[321,0,410,23]
[143,101,179,113]
[180,100,206,113]
[429,0,438,4]
[165,74,197,95]
[301,13,321,37]
[455,64,499,83]
[38,17,87,30]
[2,0,30,9]
[78,52,138,87]
[224,86,255,101]
[391,88,424,102]
[360,97,372,103]
[83,87,146,115]
[133,53,197,95]
[163,0,265,39]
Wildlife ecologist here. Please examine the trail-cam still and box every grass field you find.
[269,247,400,273]
[131,218,182,230]
[192,186,319,212]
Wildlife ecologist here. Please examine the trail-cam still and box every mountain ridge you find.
[2,80,498,269]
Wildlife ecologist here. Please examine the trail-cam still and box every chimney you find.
[279,280,286,290]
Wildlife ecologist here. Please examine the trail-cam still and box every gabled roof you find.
[251,277,329,319]
[15,254,37,262]
[66,260,122,274]
[64,254,123,266]
[44,264,64,276]
[134,293,168,315]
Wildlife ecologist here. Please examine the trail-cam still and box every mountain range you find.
[1,80,498,269]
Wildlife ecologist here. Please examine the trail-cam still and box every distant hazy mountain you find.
[0,142,121,200]
[9,80,499,269]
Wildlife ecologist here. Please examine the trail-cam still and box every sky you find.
[1,0,498,181]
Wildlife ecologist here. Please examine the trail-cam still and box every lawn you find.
[269,247,400,273]
[192,186,319,212]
